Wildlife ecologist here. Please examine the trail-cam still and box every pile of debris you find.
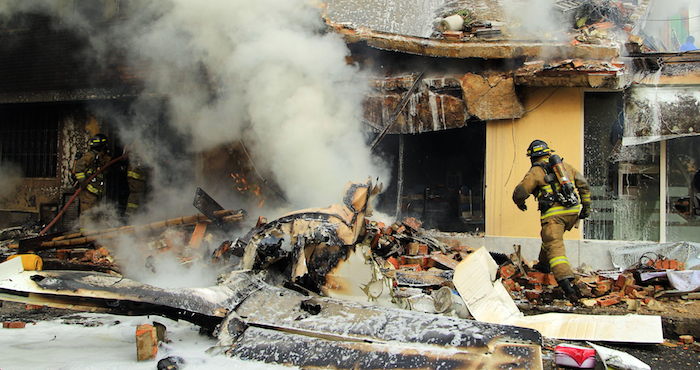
[498,251,698,311]
[1,208,246,275]
[434,9,502,40]
[0,181,695,368]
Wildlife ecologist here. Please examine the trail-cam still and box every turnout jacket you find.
[512,157,591,220]
[73,150,111,196]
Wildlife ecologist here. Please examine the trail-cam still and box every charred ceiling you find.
[0,12,142,103]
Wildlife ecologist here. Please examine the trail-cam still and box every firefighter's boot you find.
[557,278,580,304]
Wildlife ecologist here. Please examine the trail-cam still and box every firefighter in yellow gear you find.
[125,153,148,217]
[512,140,591,302]
[73,134,111,215]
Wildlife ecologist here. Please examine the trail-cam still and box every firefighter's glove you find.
[579,204,590,219]
[517,203,527,211]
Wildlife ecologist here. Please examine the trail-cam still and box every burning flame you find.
[231,172,265,207]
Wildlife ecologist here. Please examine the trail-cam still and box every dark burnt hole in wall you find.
[0,103,64,178]
[376,123,485,232]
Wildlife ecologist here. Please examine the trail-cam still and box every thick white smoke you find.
[114,0,387,209]
[501,0,567,41]
[1,0,387,208]
[0,0,388,287]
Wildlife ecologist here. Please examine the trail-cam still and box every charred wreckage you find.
[0,181,544,369]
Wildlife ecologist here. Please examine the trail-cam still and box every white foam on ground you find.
[0,313,289,370]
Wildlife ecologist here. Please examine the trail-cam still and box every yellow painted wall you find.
[485,87,584,239]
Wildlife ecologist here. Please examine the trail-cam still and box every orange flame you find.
[230,172,266,208]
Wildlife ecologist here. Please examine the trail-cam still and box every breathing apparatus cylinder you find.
[548,154,579,208]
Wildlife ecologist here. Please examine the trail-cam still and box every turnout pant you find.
[538,213,579,281]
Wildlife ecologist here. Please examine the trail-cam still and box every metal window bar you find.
[0,105,59,178]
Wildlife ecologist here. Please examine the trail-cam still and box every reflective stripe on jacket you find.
[512,157,591,220]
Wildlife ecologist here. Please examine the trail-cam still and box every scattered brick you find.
[417,244,429,255]
[386,257,400,269]
[401,217,422,232]
[136,324,158,361]
[649,259,685,271]
[405,242,420,256]
[545,273,557,286]
[594,280,613,296]
[499,264,517,279]
[614,273,633,291]
[3,321,26,329]
[524,290,541,301]
[624,284,643,296]
[24,304,43,311]
[596,294,621,307]
[527,271,546,284]
[679,335,694,344]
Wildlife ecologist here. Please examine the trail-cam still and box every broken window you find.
[666,136,700,242]
[584,92,660,241]
[0,104,59,178]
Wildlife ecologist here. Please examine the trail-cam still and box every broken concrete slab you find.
[458,73,524,120]
[329,22,620,60]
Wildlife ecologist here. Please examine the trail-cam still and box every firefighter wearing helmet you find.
[72,134,112,217]
[512,139,591,302]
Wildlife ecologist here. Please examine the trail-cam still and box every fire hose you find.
[38,154,127,236]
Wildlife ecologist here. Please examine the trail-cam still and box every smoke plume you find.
[0,0,388,286]
[501,0,567,41]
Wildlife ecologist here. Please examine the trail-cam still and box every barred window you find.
[0,105,59,178]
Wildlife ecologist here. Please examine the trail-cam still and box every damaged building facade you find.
[1,0,699,270]
[326,0,700,268]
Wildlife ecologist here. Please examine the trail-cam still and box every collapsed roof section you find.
[325,1,647,130]
[362,59,624,131]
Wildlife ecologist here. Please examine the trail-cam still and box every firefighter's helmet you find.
[89,134,108,151]
[526,139,554,158]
